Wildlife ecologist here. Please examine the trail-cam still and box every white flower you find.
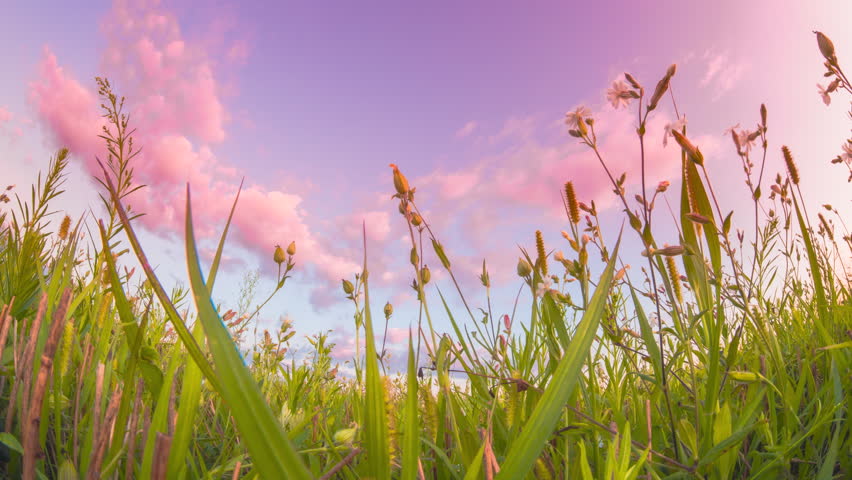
[606,80,632,109]
[565,106,592,128]
[662,114,687,147]
[535,278,553,298]
[724,124,757,155]
[817,84,831,106]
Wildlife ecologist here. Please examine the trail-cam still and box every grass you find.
[0,32,851,479]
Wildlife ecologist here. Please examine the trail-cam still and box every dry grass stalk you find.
[6,293,47,433]
[150,432,173,480]
[23,288,71,480]
[87,388,122,480]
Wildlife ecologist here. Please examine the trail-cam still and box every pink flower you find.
[565,106,592,128]
[817,84,831,106]
[606,80,633,109]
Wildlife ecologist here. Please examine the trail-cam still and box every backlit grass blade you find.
[96,161,221,392]
[496,234,621,479]
[401,333,420,480]
[184,185,311,480]
[206,178,243,294]
[360,223,391,480]
[167,321,205,479]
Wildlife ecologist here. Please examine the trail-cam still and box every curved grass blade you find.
[184,185,311,479]
[96,160,220,392]
[206,178,243,294]
[496,234,622,479]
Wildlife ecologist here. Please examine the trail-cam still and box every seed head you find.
[781,146,800,185]
[564,181,581,224]
[58,215,72,240]
[535,230,548,277]
[666,256,683,304]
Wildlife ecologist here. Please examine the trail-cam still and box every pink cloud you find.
[700,51,748,100]
[0,107,11,124]
[26,0,367,309]
[455,121,477,139]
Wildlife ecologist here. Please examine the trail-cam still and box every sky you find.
[1,0,850,370]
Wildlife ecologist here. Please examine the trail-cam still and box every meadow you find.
[0,31,850,479]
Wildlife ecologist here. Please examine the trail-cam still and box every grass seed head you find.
[782,146,800,185]
[564,182,581,224]
[58,215,71,240]
[535,230,548,276]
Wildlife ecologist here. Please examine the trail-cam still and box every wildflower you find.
[273,245,286,265]
[662,115,688,147]
[503,314,511,331]
[565,106,592,128]
[817,84,831,106]
[535,277,553,298]
[333,424,358,445]
[656,181,670,193]
[553,250,565,262]
[606,80,633,109]
[841,141,852,162]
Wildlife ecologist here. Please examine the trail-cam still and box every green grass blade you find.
[496,234,622,479]
[360,224,391,480]
[184,185,311,480]
[401,333,420,480]
[167,321,205,479]
[206,178,243,294]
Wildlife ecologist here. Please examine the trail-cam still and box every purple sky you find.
[1,0,850,367]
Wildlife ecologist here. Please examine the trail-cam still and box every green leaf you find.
[0,433,23,455]
[184,186,311,480]
[401,333,421,480]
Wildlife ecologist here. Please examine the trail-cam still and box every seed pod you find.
[384,301,393,318]
[273,245,286,265]
[420,265,431,284]
[342,279,354,295]
[410,212,423,226]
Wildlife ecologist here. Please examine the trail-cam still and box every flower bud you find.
[410,212,423,226]
[410,247,419,266]
[517,258,532,277]
[389,163,410,195]
[686,212,712,225]
[420,265,431,284]
[273,245,286,265]
[654,245,685,256]
[342,279,354,295]
[333,426,357,445]
[286,241,296,256]
[384,301,393,318]
[814,31,836,62]
[670,130,704,165]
